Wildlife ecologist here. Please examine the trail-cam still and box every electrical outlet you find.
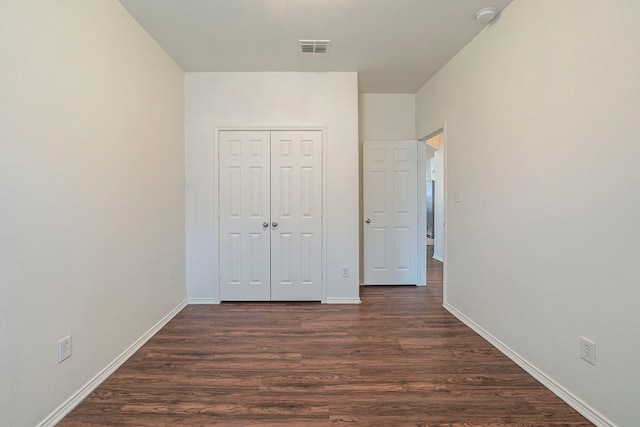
[341,266,350,278]
[58,335,72,363]
[580,337,596,365]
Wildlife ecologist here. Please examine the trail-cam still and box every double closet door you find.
[219,130,322,301]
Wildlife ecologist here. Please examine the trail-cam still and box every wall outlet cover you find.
[580,337,596,365]
[58,335,72,363]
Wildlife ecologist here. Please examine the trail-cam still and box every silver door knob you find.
[272,221,278,227]
[263,222,269,227]
[365,218,371,223]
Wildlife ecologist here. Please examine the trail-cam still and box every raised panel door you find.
[219,131,271,300]
[270,131,322,300]
[363,140,418,285]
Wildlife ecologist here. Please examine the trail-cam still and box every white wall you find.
[416,1,640,425]
[425,156,435,181]
[0,2,186,426]
[432,150,444,262]
[185,72,359,302]
[359,94,415,140]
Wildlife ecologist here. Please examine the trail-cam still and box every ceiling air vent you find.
[299,40,331,54]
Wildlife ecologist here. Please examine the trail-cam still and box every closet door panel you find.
[219,131,271,301]
[270,131,322,301]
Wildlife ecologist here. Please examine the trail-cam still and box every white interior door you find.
[270,131,322,300]
[219,131,271,301]
[363,140,418,285]
[219,130,322,301]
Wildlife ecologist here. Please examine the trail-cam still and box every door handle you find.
[272,221,278,227]
[263,222,269,227]
[365,218,371,223]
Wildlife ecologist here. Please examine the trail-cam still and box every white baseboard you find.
[326,297,361,304]
[38,299,188,427]
[417,282,426,287]
[432,254,444,262]
[443,302,615,427]
[188,298,219,304]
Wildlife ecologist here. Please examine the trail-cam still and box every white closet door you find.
[363,140,418,285]
[270,131,322,301]
[219,131,271,301]
[219,130,323,301]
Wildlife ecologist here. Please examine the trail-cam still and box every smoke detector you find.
[299,40,331,54]
[475,7,497,23]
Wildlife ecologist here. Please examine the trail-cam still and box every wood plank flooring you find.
[59,249,592,426]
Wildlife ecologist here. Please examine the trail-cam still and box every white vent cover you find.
[299,40,331,54]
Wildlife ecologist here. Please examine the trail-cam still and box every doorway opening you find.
[418,128,446,302]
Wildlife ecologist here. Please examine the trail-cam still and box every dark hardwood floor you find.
[59,248,592,426]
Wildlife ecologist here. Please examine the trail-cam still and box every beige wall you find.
[415,1,640,425]
[425,133,443,150]
[0,2,186,425]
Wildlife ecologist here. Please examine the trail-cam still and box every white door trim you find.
[213,126,328,303]
[442,122,448,304]
[417,141,427,287]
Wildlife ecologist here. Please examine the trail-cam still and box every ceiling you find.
[119,0,514,93]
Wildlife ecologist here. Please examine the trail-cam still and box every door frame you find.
[213,126,328,303]
[418,123,448,303]
[417,141,427,287]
